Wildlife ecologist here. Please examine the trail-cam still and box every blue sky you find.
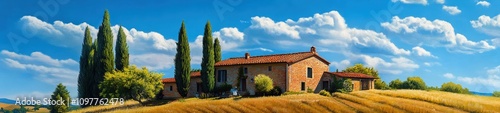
[1,0,500,99]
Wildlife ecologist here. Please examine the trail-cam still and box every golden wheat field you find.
[69,90,500,113]
[0,102,50,113]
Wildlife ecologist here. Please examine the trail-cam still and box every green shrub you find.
[440,82,470,94]
[282,91,306,95]
[493,91,500,97]
[401,76,426,90]
[255,74,274,94]
[426,86,440,91]
[268,86,283,96]
[338,79,353,93]
[389,79,403,89]
[99,66,163,104]
[199,92,211,99]
[319,90,331,97]
[330,76,344,92]
[307,87,314,93]
[215,83,233,93]
[375,79,390,90]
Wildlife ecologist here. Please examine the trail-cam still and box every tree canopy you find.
[50,83,70,113]
[99,65,163,104]
[201,21,215,93]
[440,82,470,94]
[174,21,191,97]
[401,76,427,90]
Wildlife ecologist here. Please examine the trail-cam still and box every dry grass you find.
[333,97,374,113]
[0,103,19,110]
[369,90,500,113]
[349,91,467,113]
[0,103,50,113]
[68,90,500,113]
[334,92,406,113]
[89,94,354,113]
[69,100,143,113]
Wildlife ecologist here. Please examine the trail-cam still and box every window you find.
[169,86,173,91]
[301,82,306,91]
[244,67,248,74]
[217,70,227,82]
[268,66,272,71]
[307,67,313,78]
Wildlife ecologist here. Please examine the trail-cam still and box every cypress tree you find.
[94,10,114,99]
[214,38,221,63]
[175,21,191,97]
[78,26,92,108]
[50,83,70,113]
[115,26,129,71]
[201,21,215,93]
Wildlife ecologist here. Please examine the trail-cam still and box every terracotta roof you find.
[214,52,330,66]
[325,72,377,79]
[162,71,201,83]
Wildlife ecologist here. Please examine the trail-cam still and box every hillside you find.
[0,98,16,104]
[0,102,50,113]
[70,90,500,113]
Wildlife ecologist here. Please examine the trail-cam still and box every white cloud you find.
[391,0,428,5]
[446,66,500,92]
[331,60,351,70]
[250,16,300,39]
[424,62,431,66]
[341,53,419,74]
[382,16,495,54]
[423,62,440,66]
[2,52,78,87]
[250,11,410,56]
[246,10,418,75]
[19,16,270,70]
[1,50,77,67]
[443,73,455,79]
[436,0,444,4]
[457,75,500,91]
[471,14,500,37]
[213,27,245,40]
[20,16,98,48]
[442,5,461,15]
[491,38,500,47]
[130,53,174,70]
[412,46,437,58]
[476,1,490,7]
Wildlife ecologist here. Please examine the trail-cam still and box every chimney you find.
[245,52,250,59]
[310,46,316,53]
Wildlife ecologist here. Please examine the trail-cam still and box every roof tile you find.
[214,52,329,66]
[325,72,377,79]
[162,71,201,83]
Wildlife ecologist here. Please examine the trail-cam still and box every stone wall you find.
[288,56,329,93]
[215,63,287,95]
[162,77,202,98]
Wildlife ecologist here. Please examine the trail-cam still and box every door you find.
[240,78,247,91]
[361,80,369,90]
[322,81,329,90]
[197,82,202,93]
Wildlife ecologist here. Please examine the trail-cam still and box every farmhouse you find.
[162,46,376,98]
